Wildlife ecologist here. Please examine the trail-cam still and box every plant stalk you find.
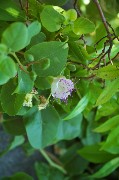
[10,52,28,73]
[39,149,67,174]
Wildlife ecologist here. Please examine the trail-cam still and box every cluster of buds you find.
[38,96,49,110]
[23,89,38,107]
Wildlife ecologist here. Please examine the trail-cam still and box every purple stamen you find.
[51,76,74,101]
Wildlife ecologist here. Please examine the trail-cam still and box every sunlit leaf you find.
[63,94,90,120]
[91,157,119,178]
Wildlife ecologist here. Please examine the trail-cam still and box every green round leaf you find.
[0,56,17,85]
[24,106,61,148]
[0,43,8,55]
[40,5,65,32]
[25,41,68,77]
[63,9,77,24]
[1,80,25,115]
[26,21,41,46]
[72,17,95,35]
[1,22,28,52]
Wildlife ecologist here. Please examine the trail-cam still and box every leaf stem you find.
[10,52,28,73]
[34,95,40,102]
[39,149,67,174]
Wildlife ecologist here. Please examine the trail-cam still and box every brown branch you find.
[26,61,41,67]
[73,0,86,45]
[93,0,110,34]
[79,34,87,45]
[92,0,119,68]
[73,0,81,17]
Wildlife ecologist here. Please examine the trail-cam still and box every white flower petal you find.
[51,77,74,101]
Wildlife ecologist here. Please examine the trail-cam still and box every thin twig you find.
[10,52,28,74]
[26,61,41,67]
[93,0,110,34]
[92,0,119,68]
[79,34,87,45]
[94,36,107,53]
[73,0,81,17]
[73,0,86,45]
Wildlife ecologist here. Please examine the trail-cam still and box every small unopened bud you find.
[23,89,38,107]
[38,96,49,110]
[23,93,33,107]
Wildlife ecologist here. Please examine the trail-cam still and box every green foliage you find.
[64,94,89,120]
[94,115,119,133]
[91,157,119,179]
[101,126,119,154]
[1,22,28,52]
[35,162,64,180]
[24,105,61,148]
[35,76,51,89]
[14,69,34,94]
[68,41,89,64]
[40,5,65,32]
[0,0,119,179]
[27,21,41,45]
[0,0,26,21]
[1,80,25,115]
[56,114,83,140]
[2,115,26,135]
[2,172,33,180]
[72,17,95,35]
[96,78,119,106]
[94,64,119,79]
[78,144,116,163]
[0,55,17,85]
[25,41,68,76]
[63,9,77,23]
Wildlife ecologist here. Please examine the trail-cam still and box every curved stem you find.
[10,52,28,73]
[47,93,52,101]
[39,149,67,174]
[34,95,40,102]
